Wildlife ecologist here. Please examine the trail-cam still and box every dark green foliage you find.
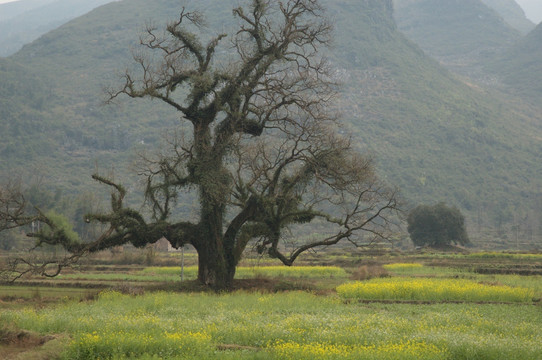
[407,203,470,247]
[38,210,80,248]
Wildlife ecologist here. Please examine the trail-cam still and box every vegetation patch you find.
[66,328,213,359]
[382,263,423,272]
[465,252,542,260]
[140,266,348,279]
[270,339,444,360]
[1,291,541,359]
[336,278,535,303]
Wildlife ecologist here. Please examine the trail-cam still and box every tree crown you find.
[407,202,470,247]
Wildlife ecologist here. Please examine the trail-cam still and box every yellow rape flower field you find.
[1,286,541,359]
[383,263,424,271]
[336,278,535,302]
[1,259,541,359]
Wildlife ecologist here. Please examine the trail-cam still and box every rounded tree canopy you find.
[407,202,470,247]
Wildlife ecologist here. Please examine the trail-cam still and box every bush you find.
[407,203,470,247]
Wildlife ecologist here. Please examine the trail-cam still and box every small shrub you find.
[144,247,156,266]
[111,284,145,296]
[351,265,389,280]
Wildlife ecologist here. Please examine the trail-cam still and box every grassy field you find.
[0,249,541,359]
[1,291,540,359]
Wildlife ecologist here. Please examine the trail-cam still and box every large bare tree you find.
[1,0,398,288]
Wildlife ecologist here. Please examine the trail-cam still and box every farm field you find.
[0,249,541,359]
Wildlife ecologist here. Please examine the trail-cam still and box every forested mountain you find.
[480,0,535,34]
[2,0,542,245]
[0,0,114,56]
[486,22,542,102]
[393,0,521,78]
[329,0,542,237]
[0,0,57,22]
[0,57,56,167]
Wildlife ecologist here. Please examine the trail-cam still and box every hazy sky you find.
[516,0,542,23]
[0,0,541,23]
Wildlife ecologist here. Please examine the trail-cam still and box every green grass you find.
[417,252,542,260]
[384,264,481,277]
[142,265,347,278]
[2,254,542,358]
[57,273,179,282]
[481,274,542,298]
[1,291,540,359]
[52,266,348,284]
[0,286,97,300]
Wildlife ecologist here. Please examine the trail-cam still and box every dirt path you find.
[0,330,63,360]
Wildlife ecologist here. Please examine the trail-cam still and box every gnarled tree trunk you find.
[192,154,236,288]
[195,239,235,288]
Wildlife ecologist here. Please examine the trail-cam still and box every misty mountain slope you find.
[11,0,237,93]
[330,0,542,215]
[0,0,115,57]
[393,0,520,74]
[0,58,57,162]
[2,0,542,233]
[0,56,111,191]
[4,0,222,189]
[480,0,535,34]
[486,22,542,102]
[0,0,57,22]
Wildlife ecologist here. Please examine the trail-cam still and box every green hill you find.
[4,0,185,190]
[0,58,57,167]
[331,1,542,228]
[2,0,542,245]
[486,22,542,102]
[480,0,535,34]
[0,0,114,56]
[0,0,57,22]
[393,0,520,73]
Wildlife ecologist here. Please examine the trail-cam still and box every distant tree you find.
[0,0,399,289]
[0,229,19,251]
[407,203,470,247]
